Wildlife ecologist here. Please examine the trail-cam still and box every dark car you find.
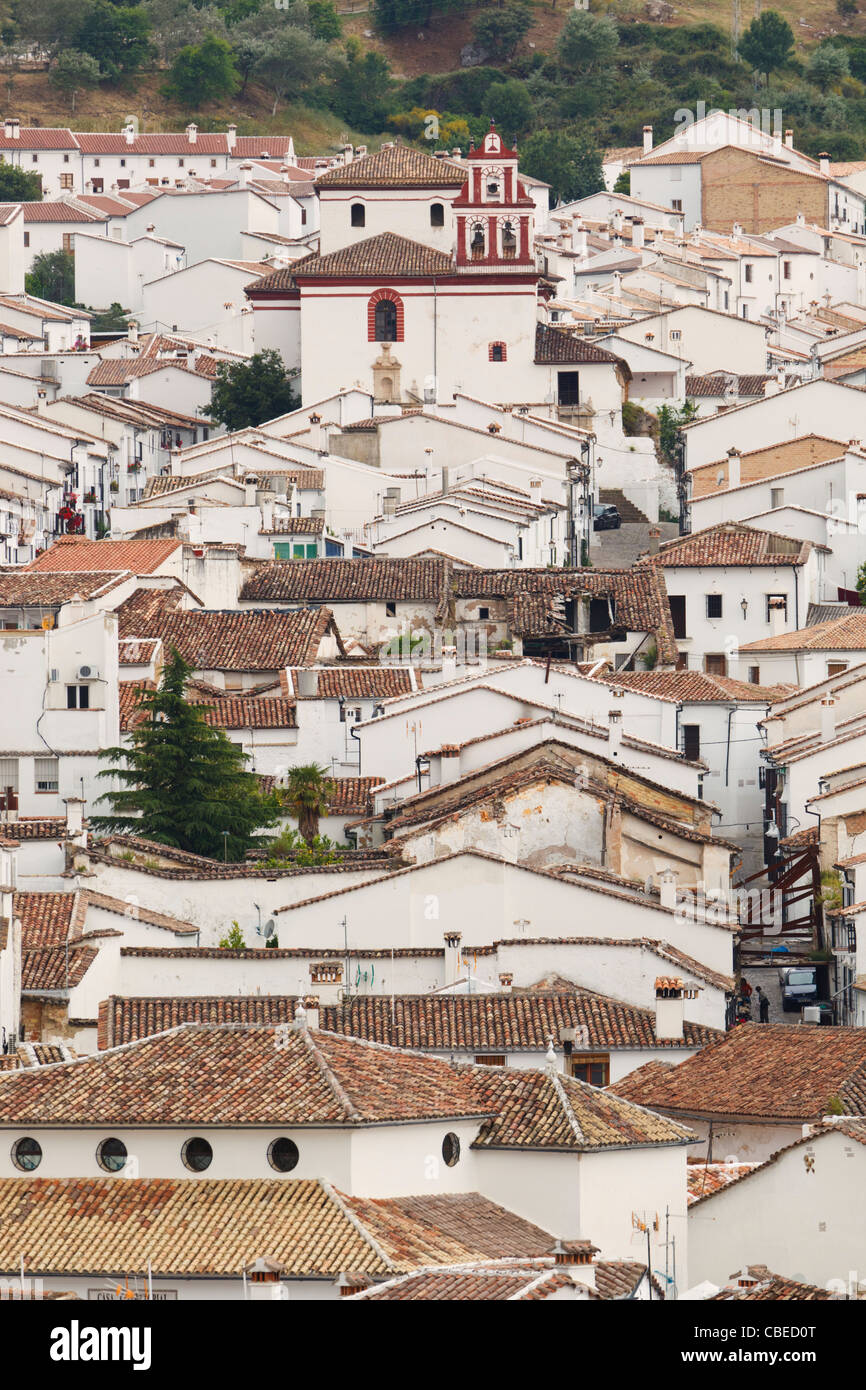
[593,503,622,531]
[779,966,818,1012]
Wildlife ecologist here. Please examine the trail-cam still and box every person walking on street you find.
[756,986,770,1023]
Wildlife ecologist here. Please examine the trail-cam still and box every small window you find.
[671,199,682,212]
[0,757,19,795]
[430,202,444,227]
[178,158,184,168]
[748,665,761,684]
[474,1054,506,1066]
[705,594,723,619]
[120,158,126,167]
[744,264,753,283]
[148,158,155,168]
[181,1137,213,1172]
[97,1137,128,1172]
[385,601,397,617]
[828,661,849,677]
[669,595,686,640]
[783,260,791,280]
[570,1054,610,1086]
[210,158,217,168]
[489,342,506,362]
[31,154,37,164]
[11,1137,42,1171]
[670,329,682,341]
[66,685,90,710]
[705,653,727,676]
[478,606,489,620]
[770,487,784,508]
[766,594,787,623]
[60,174,73,190]
[94,158,100,167]
[351,203,365,227]
[682,724,701,761]
[62,234,72,253]
[23,231,29,247]
[268,1137,300,1172]
[63,154,69,164]
[34,757,59,793]
[442,1132,461,1167]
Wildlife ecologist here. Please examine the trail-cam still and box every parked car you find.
[779,966,818,1012]
[593,503,621,531]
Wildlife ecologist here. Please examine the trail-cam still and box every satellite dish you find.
[263,920,276,939]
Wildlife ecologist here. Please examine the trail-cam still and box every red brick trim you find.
[489,341,507,362]
[368,289,404,342]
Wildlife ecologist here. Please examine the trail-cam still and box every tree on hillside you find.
[49,49,101,112]
[520,128,603,205]
[76,2,154,79]
[255,25,332,115]
[230,33,267,96]
[280,764,335,845]
[308,0,342,40]
[557,10,619,77]
[737,10,795,79]
[0,165,43,201]
[472,3,533,62]
[16,0,92,63]
[486,78,535,140]
[95,650,280,860]
[806,44,850,91]
[26,251,75,304]
[373,0,460,33]
[164,32,240,105]
[206,349,300,431]
[332,38,393,131]
[87,302,130,332]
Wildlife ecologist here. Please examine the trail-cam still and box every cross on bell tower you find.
[454,121,535,272]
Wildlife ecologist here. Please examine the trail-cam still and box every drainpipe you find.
[724,705,736,787]
[432,276,438,403]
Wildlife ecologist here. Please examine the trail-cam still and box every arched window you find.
[470,222,486,260]
[430,202,445,227]
[368,290,404,342]
[375,299,398,341]
[351,203,365,227]
[489,342,507,362]
[502,220,517,259]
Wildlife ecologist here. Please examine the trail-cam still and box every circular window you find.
[268,1138,299,1173]
[442,1132,461,1168]
[181,1137,213,1172]
[96,1137,127,1173]
[11,1137,42,1172]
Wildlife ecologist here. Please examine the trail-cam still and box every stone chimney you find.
[819,152,830,177]
[443,930,462,984]
[657,868,678,911]
[632,217,645,250]
[785,129,794,149]
[821,697,837,744]
[309,961,343,1006]
[727,447,741,489]
[643,125,653,154]
[654,977,685,1041]
[648,525,661,555]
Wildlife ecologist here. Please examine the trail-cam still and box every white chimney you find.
[607,708,623,758]
[733,222,743,240]
[227,124,237,152]
[127,320,139,345]
[309,961,343,1006]
[441,644,457,682]
[123,123,135,146]
[63,796,86,846]
[796,211,805,226]
[3,118,12,139]
[238,163,252,188]
[439,745,461,784]
[572,217,588,257]
[819,152,830,177]
[10,118,19,141]
[443,931,462,984]
[303,994,320,1031]
[243,474,258,506]
[657,868,678,911]
[643,125,653,154]
[632,217,645,249]
[244,1258,287,1301]
[785,129,794,149]
[307,413,324,452]
[297,669,319,697]
[186,123,198,145]
[613,208,624,234]
[727,447,741,489]
[821,697,837,743]
[763,377,779,397]
[498,972,513,994]
[655,978,685,1041]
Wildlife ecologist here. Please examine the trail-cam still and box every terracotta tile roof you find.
[26,537,181,574]
[292,231,454,280]
[591,669,793,703]
[98,989,720,1052]
[350,1260,581,1301]
[0,1179,555,1279]
[535,322,628,368]
[472,1067,694,1151]
[686,1160,758,1203]
[608,1023,866,1121]
[241,556,449,610]
[317,146,466,189]
[741,612,866,653]
[0,571,130,606]
[21,944,97,990]
[286,666,414,699]
[118,682,298,731]
[328,776,385,814]
[0,128,76,150]
[113,584,191,634]
[233,136,296,158]
[123,606,340,672]
[712,1268,834,1301]
[118,637,161,664]
[14,892,83,949]
[685,372,793,397]
[75,132,228,155]
[21,203,102,224]
[0,1023,490,1127]
[654,522,810,567]
[0,818,66,841]
[264,516,323,535]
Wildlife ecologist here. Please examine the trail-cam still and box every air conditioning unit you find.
[76,665,99,681]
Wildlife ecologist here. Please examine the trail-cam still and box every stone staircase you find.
[598,488,650,524]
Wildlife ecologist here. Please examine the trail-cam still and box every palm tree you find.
[282,764,334,845]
